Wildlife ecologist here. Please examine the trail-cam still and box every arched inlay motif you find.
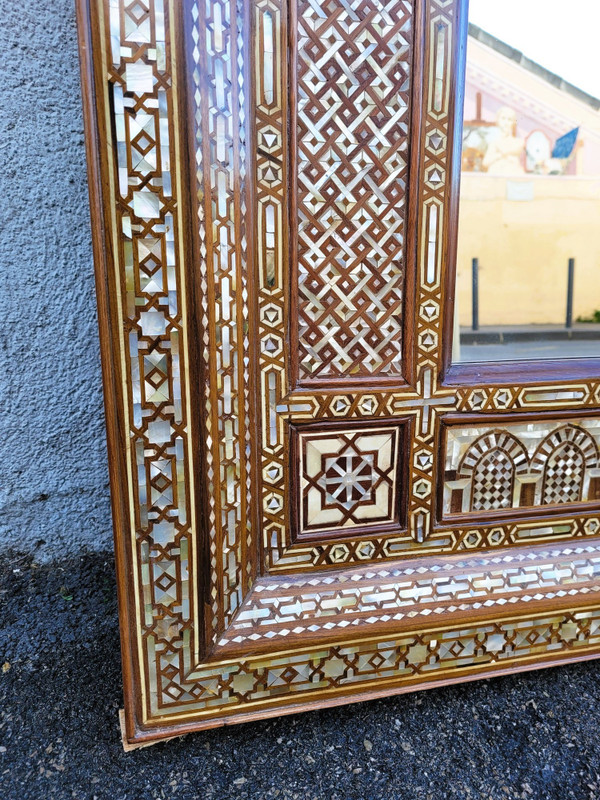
[457,431,529,512]
[532,425,599,506]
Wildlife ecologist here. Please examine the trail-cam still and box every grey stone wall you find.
[0,0,113,559]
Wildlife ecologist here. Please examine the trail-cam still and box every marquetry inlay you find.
[295,423,403,536]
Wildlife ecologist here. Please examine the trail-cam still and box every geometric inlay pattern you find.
[190,0,254,634]
[295,0,413,380]
[255,0,456,571]
[297,425,402,534]
[218,542,600,647]
[444,419,600,517]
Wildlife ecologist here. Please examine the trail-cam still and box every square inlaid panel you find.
[292,422,406,539]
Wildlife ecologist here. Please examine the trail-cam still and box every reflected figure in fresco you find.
[482,106,525,175]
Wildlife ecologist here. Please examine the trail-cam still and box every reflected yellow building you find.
[457,26,600,327]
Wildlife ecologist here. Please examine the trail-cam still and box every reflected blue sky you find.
[468,0,600,98]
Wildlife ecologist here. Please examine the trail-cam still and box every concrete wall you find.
[0,0,112,560]
[5,1,599,560]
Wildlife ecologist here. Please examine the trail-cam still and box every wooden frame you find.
[77,0,600,747]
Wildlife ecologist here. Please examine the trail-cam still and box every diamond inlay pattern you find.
[543,442,585,505]
[472,449,514,511]
[295,0,413,380]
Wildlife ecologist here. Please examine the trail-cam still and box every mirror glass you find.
[453,0,600,363]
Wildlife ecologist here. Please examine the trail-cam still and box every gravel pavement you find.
[2,549,600,800]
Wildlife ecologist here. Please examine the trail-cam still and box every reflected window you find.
[453,0,600,363]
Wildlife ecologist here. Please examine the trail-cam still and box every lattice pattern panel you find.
[255,0,463,571]
[443,419,600,517]
[294,423,403,536]
[472,448,515,511]
[295,0,413,380]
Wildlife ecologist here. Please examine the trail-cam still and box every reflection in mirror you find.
[453,0,600,363]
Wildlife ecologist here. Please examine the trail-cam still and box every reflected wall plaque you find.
[77,0,600,746]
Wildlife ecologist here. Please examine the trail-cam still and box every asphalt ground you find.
[2,549,600,800]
